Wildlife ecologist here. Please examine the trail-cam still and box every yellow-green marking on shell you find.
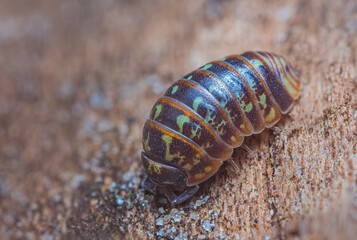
[215,119,226,135]
[184,163,193,171]
[147,161,162,174]
[171,85,178,94]
[229,112,237,122]
[193,156,200,165]
[162,134,185,162]
[201,142,213,150]
[194,173,205,179]
[201,64,212,70]
[190,124,201,139]
[251,59,265,69]
[272,56,298,97]
[153,104,162,120]
[241,101,253,113]
[177,114,190,133]
[281,74,298,97]
[220,99,228,107]
[236,93,244,101]
[204,109,216,124]
[144,134,151,151]
[193,97,203,112]
[265,107,276,122]
[208,85,215,93]
[257,93,267,109]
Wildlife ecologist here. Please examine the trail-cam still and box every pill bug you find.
[141,51,300,204]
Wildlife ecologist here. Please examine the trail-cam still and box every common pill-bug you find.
[141,51,300,204]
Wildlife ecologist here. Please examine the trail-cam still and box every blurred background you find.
[0,0,356,239]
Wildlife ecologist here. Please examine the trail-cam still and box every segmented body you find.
[141,51,300,199]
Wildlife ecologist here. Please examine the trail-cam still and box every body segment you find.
[141,51,300,204]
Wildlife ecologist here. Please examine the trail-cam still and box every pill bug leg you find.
[141,177,158,193]
[272,126,282,134]
[241,144,253,155]
[230,159,240,172]
[165,185,199,204]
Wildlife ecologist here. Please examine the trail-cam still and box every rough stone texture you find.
[0,0,356,239]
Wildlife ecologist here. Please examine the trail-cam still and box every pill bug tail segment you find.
[141,51,300,204]
[253,51,301,111]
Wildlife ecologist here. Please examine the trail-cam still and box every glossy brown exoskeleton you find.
[141,51,300,204]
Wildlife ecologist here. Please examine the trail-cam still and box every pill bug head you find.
[141,151,187,189]
[141,151,197,204]
[258,51,301,98]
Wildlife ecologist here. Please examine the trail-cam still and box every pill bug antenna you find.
[241,144,253,155]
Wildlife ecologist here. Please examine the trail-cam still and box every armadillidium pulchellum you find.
[141,51,300,204]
